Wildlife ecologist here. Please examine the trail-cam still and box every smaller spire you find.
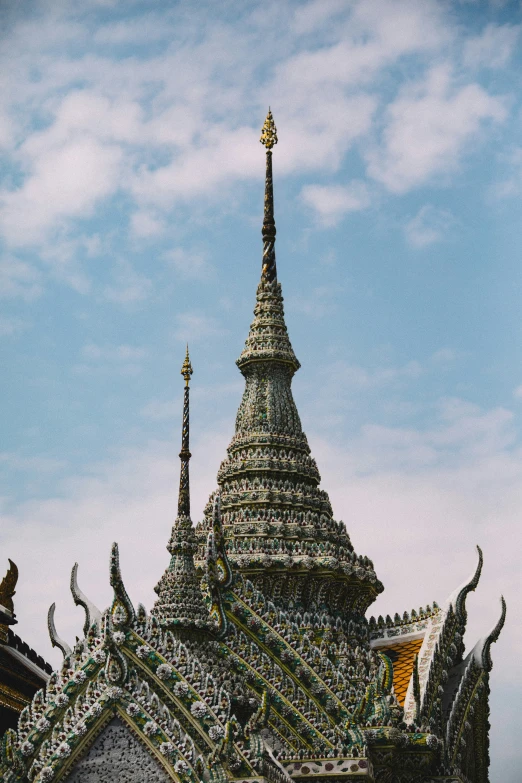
[260,108,278,283]
[152,350,209,632]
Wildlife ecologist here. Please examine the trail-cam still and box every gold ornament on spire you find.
[181,345,193,387]
[260,108,278,150]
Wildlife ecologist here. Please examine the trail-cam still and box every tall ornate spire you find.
[196,112,382,621]
[152,349,209,632]
[260,108,278,283]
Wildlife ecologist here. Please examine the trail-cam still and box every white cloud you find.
[141,398,181,421]
[141,382,243,421]
[0,453,66,473]
[0,0,511,265]
[74,342,146,377]
[301,181,370,226]
[81,343,146,362]
[463,23,521,69]
[286,0,449,89]
[0,315,27,337]
[431,347,457,364]
[366,64,507,193]
[322,357,424,393]
[288,284,343,317]
[103,262,152,304]
[93,12,176,44]
[292,0,347,35]
[173,311,227,342]
[491,146,522,199]
[130,211,165,238]
[513,384,522,400]
[163,247,214,281]
[0,139,123,245]
[405,204,456,248]
[0,257,42,300]
[39,238,92,295]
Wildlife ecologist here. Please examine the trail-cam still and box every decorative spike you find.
[110,543,135,627]
[473,595,506,672]
[47,603,72,658]
[260,109,277,283]
[70,563,102,637]
[447,545,483,630]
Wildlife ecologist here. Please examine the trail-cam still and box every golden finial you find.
[181,345,193,386]
[260,108,278,150]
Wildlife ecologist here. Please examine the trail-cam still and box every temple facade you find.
[0,111,505,783]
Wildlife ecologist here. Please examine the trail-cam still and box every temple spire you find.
[260,108,278,283]
[178,345,193,517]
[196,112,382,623]
[152,349,210,632]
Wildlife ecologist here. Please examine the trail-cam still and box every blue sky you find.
[1,0,521,777]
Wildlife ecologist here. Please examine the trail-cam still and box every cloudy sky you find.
[1,0,521,777]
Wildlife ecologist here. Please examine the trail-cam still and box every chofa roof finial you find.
[260,108,278,283]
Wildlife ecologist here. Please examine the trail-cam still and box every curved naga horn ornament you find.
[47,602,72,658]
[446,545,483,625]
[70,562,102,637]
[473,595,507,672]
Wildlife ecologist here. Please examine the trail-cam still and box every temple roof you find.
[0,114,506,783]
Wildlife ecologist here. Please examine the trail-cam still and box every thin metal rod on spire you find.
[260,108,278,283]
[178,346,193,517]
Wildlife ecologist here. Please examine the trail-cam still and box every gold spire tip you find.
[181,346,193,386]
[260,108,278,150]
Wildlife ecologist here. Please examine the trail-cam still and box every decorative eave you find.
[369,603,440,646]
[3,630,52,680]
